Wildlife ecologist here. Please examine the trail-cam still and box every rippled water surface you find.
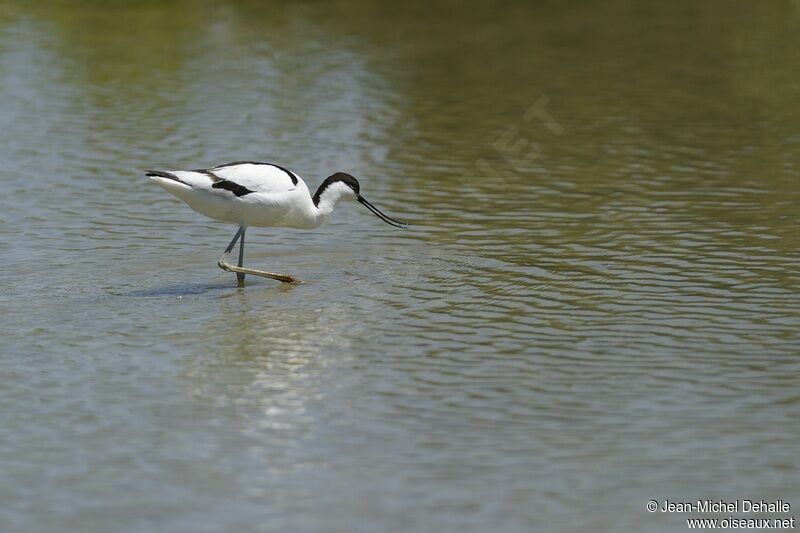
[1,1,799,531]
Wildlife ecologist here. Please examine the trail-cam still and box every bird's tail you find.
[146,169,194,199]
[146,170,182,181]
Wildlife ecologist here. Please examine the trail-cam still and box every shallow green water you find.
[1,1,799,532]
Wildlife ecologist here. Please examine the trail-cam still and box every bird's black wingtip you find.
[146,170,176,179]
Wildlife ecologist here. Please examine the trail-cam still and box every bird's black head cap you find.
[313,172,360,206]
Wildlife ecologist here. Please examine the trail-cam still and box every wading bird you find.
[147,161,407,286]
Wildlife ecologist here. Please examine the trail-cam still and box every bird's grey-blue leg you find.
[237,227,246,286]
[218,226,300,285]
[224,226,244,254]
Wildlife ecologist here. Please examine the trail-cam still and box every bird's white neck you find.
[312,181,357,224]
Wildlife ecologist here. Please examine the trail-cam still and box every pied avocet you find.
[147,161,407,286]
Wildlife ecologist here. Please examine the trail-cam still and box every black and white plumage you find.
[146,161,407,285]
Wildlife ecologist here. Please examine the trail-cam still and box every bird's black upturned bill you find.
[357,196,408,228]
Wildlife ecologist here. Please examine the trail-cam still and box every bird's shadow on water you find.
[116,278,300,298]
[117,281,233,298]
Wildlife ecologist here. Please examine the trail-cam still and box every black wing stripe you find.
[211,179,254,197]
